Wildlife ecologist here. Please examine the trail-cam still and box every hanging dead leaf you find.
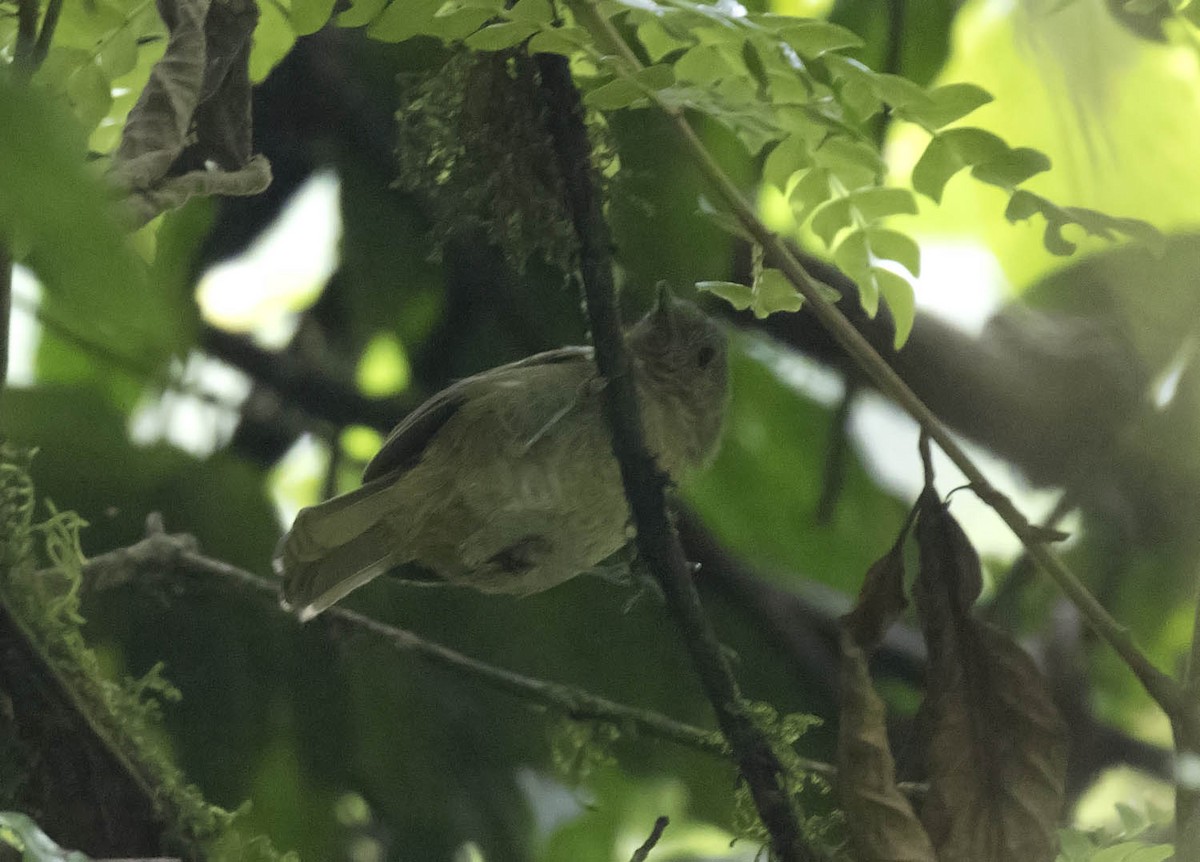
[108,0,271,225]
[913,488,1067,862]
[838,534,935,862]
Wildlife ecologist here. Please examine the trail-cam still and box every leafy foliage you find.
[325,0,1156,346]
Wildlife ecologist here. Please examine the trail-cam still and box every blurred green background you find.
[4,0,1200,857]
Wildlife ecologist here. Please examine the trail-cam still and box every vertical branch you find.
[534,52,822,862]
[32,0,64,69]
[13,0,39,78]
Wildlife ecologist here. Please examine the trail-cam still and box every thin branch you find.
[534,52,821,862]
[566,0,1183,723]
[629,816,669,862]
[32,0,63,68]
[79,519,859,786]
[13,0,38,77]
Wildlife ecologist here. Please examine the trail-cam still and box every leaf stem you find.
[567,0,1183,720]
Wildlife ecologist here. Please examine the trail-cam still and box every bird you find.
[274,288,729,621]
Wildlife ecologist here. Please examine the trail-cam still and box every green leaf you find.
[585,76,646,110]
[290,0,339,35]
[911,127,1007,202]
[753,268,804,318]
[874,267,915,348]
[423,7,495,39]
[337,0,390,27]
[66,59,114,135]
[367,0,444,42]
[870,72,933,110]
[508,0,553,23]
[867,227,921,276]
[1089,842,1174,862]
[96,25,139,80]
[813,137,884,190]
[585,66,673,111]
[779,19,863,57]
[674,44,734,85]
[251,0,297,80]
[833,229,873,310]
[856,187,919,220]
[463,20,537,49]
[810,197,852,247]
[901,82,993,131]
[762,135,809,192]
[636,17,691,61]
[696,280,754,311]
[788,167,832,224]
[740,39,769,97]
[635,63,675,90]
[971,147,1052,190]
[1003,190,1162,257]
[527,26,587,55]
[0,78,167,366]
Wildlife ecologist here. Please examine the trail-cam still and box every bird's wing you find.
[362,346,595,482]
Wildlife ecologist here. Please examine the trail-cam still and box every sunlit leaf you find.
[527,26,587,54]
[367,0,443,42]
[779,19,863,57]
[873,267,915,348]
[509,0,554,21]
[696,280,755,311]
[464,20,538,49]
[337,0,390,27]
[971,147,1051,191]
[900,82,993,131]
[868,227,921,276]
[289,0,339,35]
[753,268,804,317]
[762,135,809,192]
[911,127,1007,202]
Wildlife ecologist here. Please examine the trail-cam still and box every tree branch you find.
[79,517,856,786]
[534,51,821,862]
[567,0,1183,725]
[199,324,413,433]
[629,816,669,862]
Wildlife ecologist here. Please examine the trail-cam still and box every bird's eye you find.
[697,345,716,368]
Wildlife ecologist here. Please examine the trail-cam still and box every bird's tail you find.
[275,477,402,621]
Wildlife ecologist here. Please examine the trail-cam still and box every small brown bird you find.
[274,289,729,621]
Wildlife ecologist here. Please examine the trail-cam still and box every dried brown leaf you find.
[109,0,270,225]
[838,626,936,862]
[842,538,908,650]
[914,490,1067,862]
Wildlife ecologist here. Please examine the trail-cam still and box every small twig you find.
[536,49,821,862]
[566,0,1182,724]
[32,0,63,68]
[629,816,669,862]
